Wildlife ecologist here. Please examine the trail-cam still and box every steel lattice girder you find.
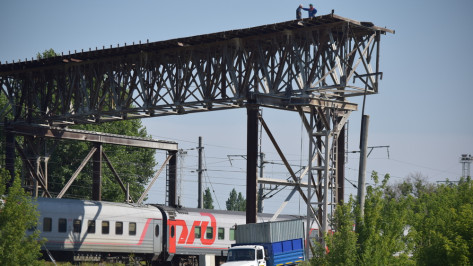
[300,106,350,257]
[0,15,392,125]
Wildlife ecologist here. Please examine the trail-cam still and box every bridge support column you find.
[246,105,259,224]
[92,143,102,201]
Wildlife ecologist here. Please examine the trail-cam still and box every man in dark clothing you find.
[296,4,303,19]
[302,4,317,18]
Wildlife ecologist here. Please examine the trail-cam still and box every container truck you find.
[221,219,305,266]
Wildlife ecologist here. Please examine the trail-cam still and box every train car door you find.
[153,219,163,256]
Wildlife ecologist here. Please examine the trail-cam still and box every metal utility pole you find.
[357,115,369,217]
[460,154,472,178]
[197,136,204,209]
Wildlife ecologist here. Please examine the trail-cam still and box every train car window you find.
[171,225,175,238]
[195,226,201,239]
[58,218,67,232]
[205,227,213,239]
[218,227,225,240]
[229,228,235,241]
[129,222,136,235]
[155,225,160,237]
[43,217,52,232]
[73,219,82,233]
[87,220,96,234]
[116,221,123,235]
[102,221,109,234]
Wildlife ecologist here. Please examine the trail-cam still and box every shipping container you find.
[235,219,304,244]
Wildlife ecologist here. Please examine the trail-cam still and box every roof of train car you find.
[154,204,304,221]
[35,197,305,222]
[36,197,162,218]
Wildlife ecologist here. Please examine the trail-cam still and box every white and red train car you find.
[34,197,317,265]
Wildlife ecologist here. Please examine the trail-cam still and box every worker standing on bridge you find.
[302,4,317,18]
[296,4,303,19]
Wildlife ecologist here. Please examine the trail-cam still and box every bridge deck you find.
[0,14,393,73]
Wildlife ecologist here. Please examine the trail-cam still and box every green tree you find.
[203,187,214,209]
[226,188,238,211]
[36,48,57,59]
[310,173,473,266]
[355,172,412,265]
[313,197,359,266]
[311,171,413,265]
[410,177,473,265]
[384,172,435,200]
[0,169,43,265]
[236,192,246,211]
[226,188,246,211]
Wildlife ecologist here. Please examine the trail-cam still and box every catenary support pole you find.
[357,115,369,217]
[337,125,345,203]
[257,152,265,213]
[197,136,203,209]
[168,150,178,207]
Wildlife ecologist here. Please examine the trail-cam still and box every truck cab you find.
[222,245,267,266]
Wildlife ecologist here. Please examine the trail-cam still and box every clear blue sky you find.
[1,0,472,215]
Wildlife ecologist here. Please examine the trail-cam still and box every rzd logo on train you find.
[168,212,216,253]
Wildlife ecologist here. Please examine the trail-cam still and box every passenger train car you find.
[34,197,317,265]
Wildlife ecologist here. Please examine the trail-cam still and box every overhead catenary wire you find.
[203,149,221,209]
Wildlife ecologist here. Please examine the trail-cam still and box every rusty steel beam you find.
[5,124,177,151]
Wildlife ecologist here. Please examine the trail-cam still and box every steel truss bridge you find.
[0,14,393,256]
